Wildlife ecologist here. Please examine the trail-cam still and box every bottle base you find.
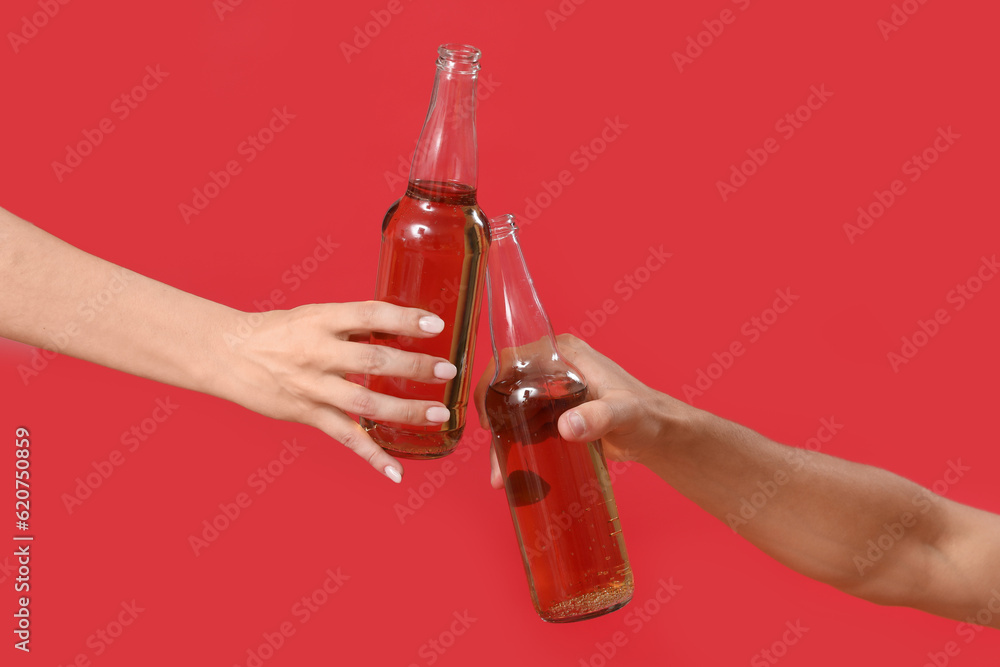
[361,419,464,459]
[537,581,634,623]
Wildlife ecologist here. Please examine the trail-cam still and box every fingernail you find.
[419,316,445,334]
[426,406,450,423]
[384,466,402,484]
[433,362,457,380]
[566,411,585,439]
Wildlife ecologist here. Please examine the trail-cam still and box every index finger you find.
[336,301,446,338]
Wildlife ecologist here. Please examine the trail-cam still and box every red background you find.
[2,0,999,665]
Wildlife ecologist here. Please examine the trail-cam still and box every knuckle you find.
[290,303,322,326]
[403,402,422,424]
[356,300,381,328]
[605,400,627,429]
[557,332,587,352]
[359,345,387,373]
[350,389,377,417]
[337,427,364,452]
[406,353,425,378]
[405,307,421,331]
[298,403,329,428]
[335,425,381,465]
[283,374,319,407]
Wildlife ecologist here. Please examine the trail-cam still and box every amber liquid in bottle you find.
[363,44,488,458]
[484,213,633,621]
[362,180,489,458]
[486,373,634,622]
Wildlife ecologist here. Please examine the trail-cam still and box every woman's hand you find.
[1,209,460,484]
[224,301,457,483]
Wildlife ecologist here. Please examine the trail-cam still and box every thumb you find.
[558,398,622,443]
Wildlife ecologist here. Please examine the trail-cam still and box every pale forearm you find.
[0,208,240,398]
[2,207,464,479]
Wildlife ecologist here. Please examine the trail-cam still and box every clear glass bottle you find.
[484,214,633,622]
[363,44,490,459]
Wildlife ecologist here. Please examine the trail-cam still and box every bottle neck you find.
[409,45,480,191]
[487,215,561,375]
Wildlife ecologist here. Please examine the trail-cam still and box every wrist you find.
[639,391,703,469]
[192,307,259,405]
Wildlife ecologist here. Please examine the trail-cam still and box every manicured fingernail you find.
[384,466,402,483]
[419,316,445,334]
[426,406,450,423]
[566,411,585,438]
[434,362,457,380]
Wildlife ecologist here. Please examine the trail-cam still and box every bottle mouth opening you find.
[437,44,481,73]
[439,44,481,62]
[489,214,517,239]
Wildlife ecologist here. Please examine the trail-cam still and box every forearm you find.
[0,208,240,398]
[645,400,1000,625]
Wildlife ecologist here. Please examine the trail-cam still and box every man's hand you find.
[474,333,694,488]
[474,332,1000,629]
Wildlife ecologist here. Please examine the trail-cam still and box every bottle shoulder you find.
[488,367,587,397]
[381,198,402,233]
[381,192,490,248]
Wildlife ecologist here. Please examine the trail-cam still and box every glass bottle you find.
[483,214,633,622]
[362,44,490,459]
